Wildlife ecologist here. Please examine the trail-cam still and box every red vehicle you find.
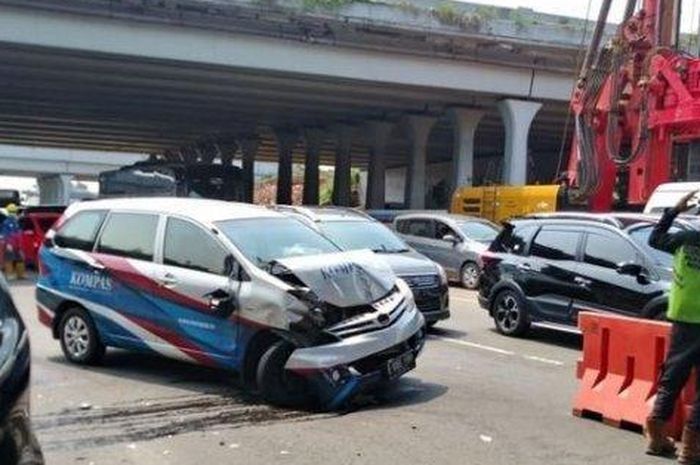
[18,206,65,267]
[566,0,700,211]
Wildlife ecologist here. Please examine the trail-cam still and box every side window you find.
[491,224,537,256]
[54,210,107,251]
[96,213,158,261]
[530,229,580,261]
[163,218,229,275]
[629,225,675,267]
[406,219,433,238]
[584,232,640,269]
[395,220,407,234]
[435,221,458,240]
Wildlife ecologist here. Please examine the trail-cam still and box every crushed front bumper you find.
[285,304,426,409]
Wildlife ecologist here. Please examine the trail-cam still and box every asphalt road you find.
[10,279,668,465]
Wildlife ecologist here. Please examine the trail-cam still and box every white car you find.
[36,198,426,409]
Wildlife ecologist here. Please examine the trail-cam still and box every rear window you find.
[490,224,537,256]
[97,213,159,261]
[54,210,107,251]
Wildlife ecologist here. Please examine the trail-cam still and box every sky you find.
[459,0,700,33]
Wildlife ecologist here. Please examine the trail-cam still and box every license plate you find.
[386,351,416,379]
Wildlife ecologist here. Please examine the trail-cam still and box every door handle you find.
[159,273,178,288]
[574,277,592,287]
[517,263,532,271]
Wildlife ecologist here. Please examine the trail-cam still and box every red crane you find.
[567,0,700,211]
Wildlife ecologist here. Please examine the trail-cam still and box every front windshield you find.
[457,221,500,242]
[216,217,339,268]
[318,221,409,253]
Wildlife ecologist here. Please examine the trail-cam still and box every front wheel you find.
[256,341,312,408]
[492,290,530,337]
[59,306,105,365]
[460,262,480,289]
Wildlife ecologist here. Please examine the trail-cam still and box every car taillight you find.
[479,251,500,269]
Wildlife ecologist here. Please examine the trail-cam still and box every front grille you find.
[400,274,439,289]
[415,295,442,313]
[327,288,406,339]
[401,274,443,313]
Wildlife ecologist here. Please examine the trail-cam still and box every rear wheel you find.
[256,341,312,408]
[492,290,530,337]
[59,306,105,365]
[460,262,480,289]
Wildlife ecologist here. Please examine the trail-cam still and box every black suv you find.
[478,218,672,336]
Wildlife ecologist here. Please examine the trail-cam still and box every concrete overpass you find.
[0,144,147,204]
[0,0,594,208]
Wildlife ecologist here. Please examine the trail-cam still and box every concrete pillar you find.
[302,128,324,205]
[365,121,393,209]
[38,174,73,205]
[333,125,354,206]
[239,137,258,203]
[274,129,298,205]
[497,99,542,185]
[404,115,437,209]
[449,108,484,196]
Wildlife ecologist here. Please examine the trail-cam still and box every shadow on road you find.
[47,350,238,394]
[347,376,448,413]
[427,326,468,339]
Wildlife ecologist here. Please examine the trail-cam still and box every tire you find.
[426,321,437,330]
[492,289,530,337]
[460,262,480,290]
[256,341,311,408]
[58,306,105,365]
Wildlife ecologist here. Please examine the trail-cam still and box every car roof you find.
[65,198,283,224]
[270,205,373,223]
[506,217,627,235]
[524,211,700,230]
[393,212,488,223]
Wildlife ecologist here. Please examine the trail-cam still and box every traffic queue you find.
[3,173,700,465]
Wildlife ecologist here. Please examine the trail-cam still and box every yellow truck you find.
[450,185,566,223]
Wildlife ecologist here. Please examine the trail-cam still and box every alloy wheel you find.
[63,315,91,359]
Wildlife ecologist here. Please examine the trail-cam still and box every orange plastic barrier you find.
[573,311,694,439]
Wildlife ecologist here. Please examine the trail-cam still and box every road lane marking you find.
[430,336,566,367]
[523,355,565,366]
[432,336,514,355]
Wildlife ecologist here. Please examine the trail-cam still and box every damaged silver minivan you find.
[36,198,426,409]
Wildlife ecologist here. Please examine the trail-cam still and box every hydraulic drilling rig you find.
[567,0,700,211]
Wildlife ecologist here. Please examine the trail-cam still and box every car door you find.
[431,220,464,277]
[397,218,436,259]
[92,211,164,349]
[522,226,583,323]
[572,228,664,318]
[151,216,241,367]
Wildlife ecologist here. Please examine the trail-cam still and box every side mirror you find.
[617,262,644,276]
[442,234,459,245]
[207,288,238,318]
[617,262,651,284]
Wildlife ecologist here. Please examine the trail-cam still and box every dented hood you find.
[274,250,396,308]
